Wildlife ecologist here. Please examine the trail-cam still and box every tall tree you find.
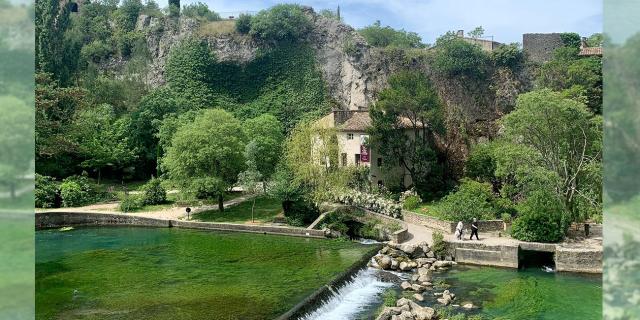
[243,114,284,190]
[368,70,445,199]
[161,109,246,211]
[237,141,263,223]
[501,89,602,222]
[0,96,34,198]
[35,0,72,82]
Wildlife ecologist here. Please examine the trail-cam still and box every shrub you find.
[359,20,424,48]
[59,181,88,207]
[235,14,252,34]
[382,288,398,307]
[35,174,59,208]
[182,2,220,21]
[438,179,496,222]
[491,43,524,70]
[433,32,489,79]
[402,195,421,210]
[465,143,496,183]
[80,40,113,64]
[141,177,167,205]
[283,200,319,226]
[59,175,93,207]
[249,4,311,42]
[432,231,447,259]
[119,195,143,212]
[501,212,513,224]
[510,190,568,243]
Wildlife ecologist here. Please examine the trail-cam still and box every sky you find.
[176,0,603,44]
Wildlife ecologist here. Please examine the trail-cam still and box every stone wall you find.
[450,241,520,268]
[555,247,603,273]
[36,211,326,238]
[403,211,455,234]
[523,33,564,63]
[402,211,505,234]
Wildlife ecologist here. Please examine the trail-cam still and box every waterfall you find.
[300,268,394,320]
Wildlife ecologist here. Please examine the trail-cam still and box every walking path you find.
[37,194,258,221]
[402,219,602,251]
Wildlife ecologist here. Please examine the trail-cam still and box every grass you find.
[115,191,246,213]
[413,201,450,220]
[197,20,237,36]
[193,196,282,223]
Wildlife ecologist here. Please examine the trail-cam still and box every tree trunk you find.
[97,168,101,186]
[252,198,256,223]
[218,194,224,212]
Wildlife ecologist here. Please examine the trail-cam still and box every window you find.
[377,157,383,167]
[355,154,361,166]
[341,153,347,166]
[347,133,354,140]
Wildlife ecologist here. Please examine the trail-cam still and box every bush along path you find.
[369,242,464,320]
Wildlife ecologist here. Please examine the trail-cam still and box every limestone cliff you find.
[130,8,530,155]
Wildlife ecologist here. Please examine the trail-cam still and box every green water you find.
[438,265,602,319]
[35,227,374,320]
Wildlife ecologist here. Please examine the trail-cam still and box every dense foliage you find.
[248,4,311,42]
[433,32,490,79]
[35,174,58,208]
[368,70,446,199]
[359,21,424,48]
[437,179,497,221]
[510,190,568,242]
[141,177,166,205]
[182,2,220,21]
[161,109,246,211]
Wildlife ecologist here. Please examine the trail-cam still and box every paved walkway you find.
[37,194,257,221]
[402,219,602,251]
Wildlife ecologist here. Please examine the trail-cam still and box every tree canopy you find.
[359,21,425,48]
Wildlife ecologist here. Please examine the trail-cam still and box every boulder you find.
[399,261,411,271]
[408,261,418,269]
[415,258,431,267]
[411,284,425,292]
[391,259,399,270]
[398,311,414,320]
[400,281,412,291]
[417,267,430,276]
[417,274,431,283]
[398,244,417,255]
[462,302,474,309]
[396,298,412,307]
[379,255,392,270]
[413,307,436,320]
[426,251,435,258]
[413,293,424,302]
[437,296,451,305]
[433,261,457,268]
[376,307,400,320]
[411,274,419,282]
[380,246,391,255]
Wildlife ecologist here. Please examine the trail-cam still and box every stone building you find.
[456,30,502,52]
[317,110,418,188]
[522,33,564,63]
[579,37,603,57]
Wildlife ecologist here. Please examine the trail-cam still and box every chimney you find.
[580,37,587,49]
[457,30,464,37]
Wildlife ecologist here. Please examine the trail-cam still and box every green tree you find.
[243,114,284,190]
[433,31,489,79]
[491,43,524,70]
[359,20,424,48]
[237,141,263,223]
[235,14,252,34]
[72,104,137,183]
[249,4,311,42]
[368,70,446,199]
[467,26,484,39]
[35,0,72,82]
[168,0,179,16]
[162,109,246,211]
[182,2,220,21]
[501,89,601,222]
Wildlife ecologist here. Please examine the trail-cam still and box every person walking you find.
[455,221,464,240]
[470,218,479,240]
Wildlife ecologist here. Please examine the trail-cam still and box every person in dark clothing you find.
[470,218,479,240]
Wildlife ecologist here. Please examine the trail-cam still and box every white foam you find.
[300,268,393,320]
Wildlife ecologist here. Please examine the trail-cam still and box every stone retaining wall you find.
[403,211,505,234]
[449,241,520,268]
[403,211,455,233]
[35,211,326,238]
[555,247,602,273]
[276,244,382,320]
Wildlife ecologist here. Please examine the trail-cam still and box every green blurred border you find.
[0,0,35,319]
[603,0,640,319]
